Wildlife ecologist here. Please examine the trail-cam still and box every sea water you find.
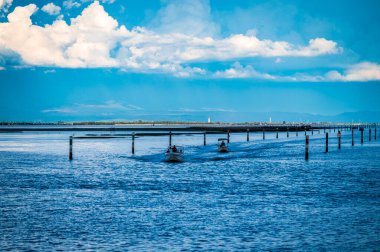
[0,130,379,250]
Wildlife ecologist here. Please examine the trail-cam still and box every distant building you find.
[208,117,211,123]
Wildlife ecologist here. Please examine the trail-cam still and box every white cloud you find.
[214,62,380,82]
[325,62,380,82]
[0,0,13,12]
[42,101,143,114]
[63,0,115,9]
[42,3,61,15]
[214,62,276,79]
[0,1,346,79]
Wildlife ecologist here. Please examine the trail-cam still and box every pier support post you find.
[352,128,354,146]
[305,135,309,161]
[204,132,207,146]
[312,129,314,135]
[227,130,230,143]
[338,131,341,150]
[263,129,265,140]
[325,132,329,153]
[69,136,73,160]
[276,128,279,139]
[360,128,364,144]
[375,127,377,140]
[169,131,172,147]
[132,132,135,154]
[246,129,250,142]
[369,128,372,142]
[287,128,289,138]
[296,131,298,137]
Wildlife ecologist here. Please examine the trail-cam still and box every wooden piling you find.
[325,132,329,153]
[276,128,279,139]
[203,132,207,146]
[227,130,230,143]
[312,129,314,135]
[69,136,73,160]
[169,131,172,147]
[263,129,265,140]
[246,129,250,142]
[305,135,309,161]
[132,132,135,154]
[287,128,289,138]
[375,128,377,140]
[369,128,372,142]
[338,130,341,150]
[296,131,298,137]
[360,128,364,144]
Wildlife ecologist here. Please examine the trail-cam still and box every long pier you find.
[0,122,376,133]
[1,122,377,161]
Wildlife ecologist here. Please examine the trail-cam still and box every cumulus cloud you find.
[326,62,380,82]
[42,3,61,15]
[214,62,276,79]
[0,0,13,12]
[214,62,380,82]
[0,1,344,78]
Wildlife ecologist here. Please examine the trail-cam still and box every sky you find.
[0,0,379,122]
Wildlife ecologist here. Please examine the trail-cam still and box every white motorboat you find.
[164,145,184,162]
[218,138,229,153]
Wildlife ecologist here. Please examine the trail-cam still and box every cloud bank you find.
[0,0,378,82]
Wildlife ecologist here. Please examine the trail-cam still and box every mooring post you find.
[312,129,314,135]
[132,132,135,154]
[369,128,372,142]
[227,130,230,143]
[325,132,329,153]
[360,128,364,144]
[296,130,298,137]
[246,128,250,142]
[69,136,73,160]
[203,132,207,146]
[276,128,279,139]
[352,128,354,146]
[305,135,309,161]
[169,131,172,147]
[263,128,265,140]
[287,128,289,138]
[338,130,341,150]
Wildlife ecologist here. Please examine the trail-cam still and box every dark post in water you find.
[305,135,309,161]
[287,128,289,138]
[338,130,341,150]
[325,132,329,153]
[132,132,135,154]
[360,128,364,144]
[69,136,73,160]
[375,127,377,140]
[246,129,250,142]
[227,130,230,143]
[263,129,265,140]
[169,131,172,147]
[203,132,207,146]
[369,128,372,142]
[276,128,279,139]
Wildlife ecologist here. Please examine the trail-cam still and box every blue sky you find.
[0,0,379,122]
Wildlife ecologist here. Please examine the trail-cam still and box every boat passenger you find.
[220,141,226,147]
[172,145,177,152]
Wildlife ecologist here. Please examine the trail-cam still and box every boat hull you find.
[218,146,229,153]
[165,152,184,162]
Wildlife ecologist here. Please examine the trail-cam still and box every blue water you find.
[0,130,379,250]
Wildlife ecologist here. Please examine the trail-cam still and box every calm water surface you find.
[0,130,379,250]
